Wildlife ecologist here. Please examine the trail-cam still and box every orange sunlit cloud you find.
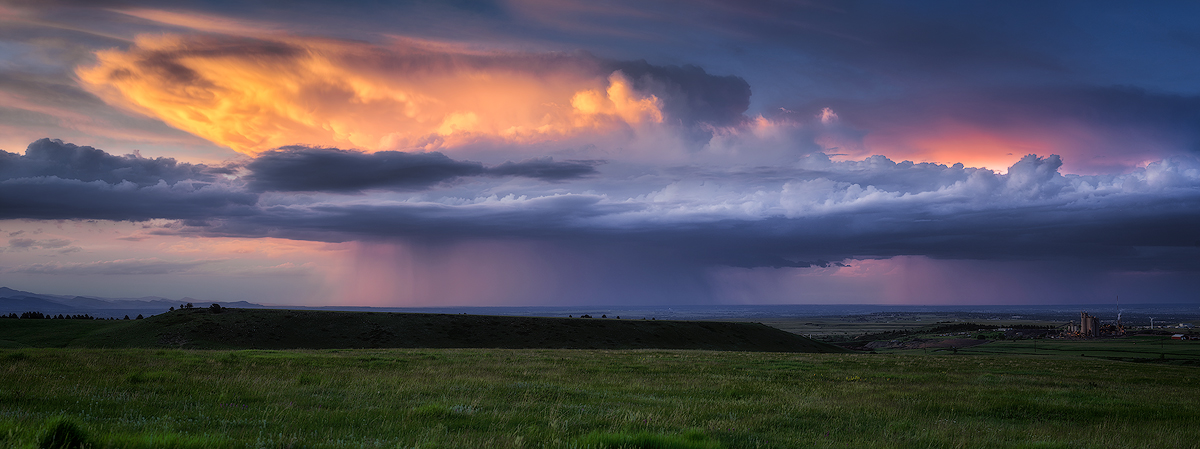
[76,33,665,156]
[861,120,1043,172]
[857,116,1173,174]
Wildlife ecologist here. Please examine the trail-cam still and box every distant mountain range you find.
[0,287,263,318]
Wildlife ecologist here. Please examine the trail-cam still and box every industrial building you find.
[1065,311,1102,338]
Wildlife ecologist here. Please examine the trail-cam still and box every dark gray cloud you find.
[245,147,486,193]
[245,146,601,193]
[0,139,254,221]
[185,188,1200,276]
[486,157,603,181]
[0,175,257,221]
[205,193,632,242]
[0,140,607,221]
[0,138,217,186]
[610,60,752,128]
[174,152,1200,274]
[685,196,1200,273]
[4,139,1198,275]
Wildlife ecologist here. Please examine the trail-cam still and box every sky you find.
[1,0,1199,306]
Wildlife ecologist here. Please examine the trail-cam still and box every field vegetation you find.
[956,336,1200,363]
[2,311,1198,448]
[2,345,1199,448]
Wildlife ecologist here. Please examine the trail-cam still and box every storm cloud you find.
[609,60,752,128]
[0,139,253,220]
[245,147,602,193]
[0,175,257,221]
[486,157,604,181]
[0,138,219,187]
[5,2,1200,304]
[0,140,608,220]
[4,138,1199,272]
[222,154,1200,273]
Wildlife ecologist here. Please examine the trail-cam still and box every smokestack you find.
[1116,295,1121,328]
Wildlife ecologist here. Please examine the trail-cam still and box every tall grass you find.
[1,348,1197,448]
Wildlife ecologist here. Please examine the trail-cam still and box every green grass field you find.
[2,346,1199,448]
[957,336,1200,363]
[755,316,1069,339]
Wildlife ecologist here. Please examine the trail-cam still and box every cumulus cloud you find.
[3,138,1199,273]
[194,151,1200,273]
[76,34,752,156]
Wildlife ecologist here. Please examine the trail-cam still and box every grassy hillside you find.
[0,308,849,353]
[1,347,1196,448]
[0,319,131,349]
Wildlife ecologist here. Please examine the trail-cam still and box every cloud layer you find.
[5,2,1200,304]
[245,146,601,193]
[4,139,1198,275]
[0,138,218,187]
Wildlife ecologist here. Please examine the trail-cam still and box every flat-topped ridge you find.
[64,308,848,352]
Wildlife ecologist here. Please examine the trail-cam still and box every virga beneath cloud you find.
[4,1,1200,305]
[4,139,1198,271]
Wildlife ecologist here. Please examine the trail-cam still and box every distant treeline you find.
[3,312,143,320]
[928,323,1057,334]
[831,322,1061,344]
[4,305,220,321]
